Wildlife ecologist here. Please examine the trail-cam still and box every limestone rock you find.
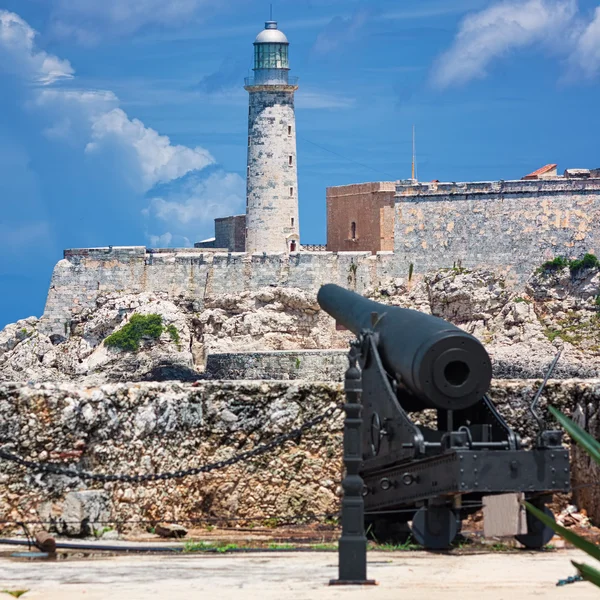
[3,265,600,383]
[59,490,110,536]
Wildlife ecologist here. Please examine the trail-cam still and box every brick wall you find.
[326,182,396,253]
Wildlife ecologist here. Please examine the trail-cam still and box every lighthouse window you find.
[291,217,294,226]
[288,155,293,166]
[289,186,294,197]
[351,222,357,239]
[255,44,288,69]
[288,126,292,136]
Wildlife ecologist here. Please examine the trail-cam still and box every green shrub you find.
[539,256,569,272]
[570,253,600,275]
[538,253,600,276]
[166,324,181,350]
[105,314,164,352]
[408,263,414,281]
[525,406,600,587]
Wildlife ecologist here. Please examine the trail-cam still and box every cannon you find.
[318,283,569,550]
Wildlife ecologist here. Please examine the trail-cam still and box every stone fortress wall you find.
[41,247,398,339]
[395,178,600,282]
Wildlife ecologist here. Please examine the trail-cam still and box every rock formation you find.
[3,264,600,384]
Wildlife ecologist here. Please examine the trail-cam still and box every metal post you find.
[330,340,377,586]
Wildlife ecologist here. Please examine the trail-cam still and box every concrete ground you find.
[0,545,598,599]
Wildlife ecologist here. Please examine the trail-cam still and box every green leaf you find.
[548,406,600,466]
[525,502,600,562]
[572,561,600,588]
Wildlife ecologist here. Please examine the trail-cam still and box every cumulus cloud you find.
[0,10,74,84]
[569,6,600,78]
[146,171,245,226]
[2,10,238,250]
[86,109,214,191]
[431,0,577,88]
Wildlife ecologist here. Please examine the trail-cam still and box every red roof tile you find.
[522,164,557,179]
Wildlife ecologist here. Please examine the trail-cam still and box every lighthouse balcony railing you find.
[245,75,299,87]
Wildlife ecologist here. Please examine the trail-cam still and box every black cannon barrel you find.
[317,284,492,411]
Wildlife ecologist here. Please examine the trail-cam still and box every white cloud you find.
[85,108,215,191]
[0,10,74,84]
[149,232,174,248]
[569,7,600,78]
[2,9,237,248]
[3,12,216,193]
[431,0,577,88]
[147,171,245,227]
[50,0,218,41]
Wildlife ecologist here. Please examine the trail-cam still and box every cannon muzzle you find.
[317,284,492,411]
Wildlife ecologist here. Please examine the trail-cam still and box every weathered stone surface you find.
[59,491,110,536]
[205,350,348,381]
[1,380,600,535]
[4,264,600,383]
[395,178,600,282]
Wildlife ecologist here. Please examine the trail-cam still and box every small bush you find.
[569,253,600,275]
[104,314,164,352]
[166,324,181,350]
[408,263,414,281]
[538,253,600,276]
[539,256,569,272]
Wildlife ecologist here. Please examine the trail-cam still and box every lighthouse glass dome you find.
[247,21,297,86]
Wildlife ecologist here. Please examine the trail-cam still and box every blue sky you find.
[1,0,600,328]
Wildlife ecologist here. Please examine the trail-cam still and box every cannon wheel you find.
[411,505,460,550]
[515,505,556,549]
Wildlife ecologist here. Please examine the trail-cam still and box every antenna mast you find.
[411,125,416,181]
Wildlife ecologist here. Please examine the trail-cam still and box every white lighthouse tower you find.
[244,21,300,254]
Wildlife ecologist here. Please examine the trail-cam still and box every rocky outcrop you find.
[3,265,600,383]
[0,379,599,535]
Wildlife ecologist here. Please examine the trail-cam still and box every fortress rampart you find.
[41,248,398,338]
[395,178,600,282]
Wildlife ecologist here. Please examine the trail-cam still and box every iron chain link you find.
[0,403,342,484]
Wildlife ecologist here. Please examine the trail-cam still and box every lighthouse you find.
[244,21,300,254]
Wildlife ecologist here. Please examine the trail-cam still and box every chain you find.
[0,403,342,484]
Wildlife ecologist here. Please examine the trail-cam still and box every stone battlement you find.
[327,181,397,197]
[41,247,398,338]
[396,177,600,199]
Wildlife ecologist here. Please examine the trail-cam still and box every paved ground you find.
[0,546,597,599]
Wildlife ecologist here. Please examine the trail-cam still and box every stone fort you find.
[40,22,600,336]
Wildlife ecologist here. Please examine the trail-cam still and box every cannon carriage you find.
[317,283,569,550]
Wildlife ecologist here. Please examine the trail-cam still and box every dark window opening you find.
[291,217,294,226]
[290,187,294,197]
[288,155,293,166]
[290,240,297,251]
[351,221,357,239]
[288,125,292,136]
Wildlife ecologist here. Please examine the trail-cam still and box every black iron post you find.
[330,340,377,586]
